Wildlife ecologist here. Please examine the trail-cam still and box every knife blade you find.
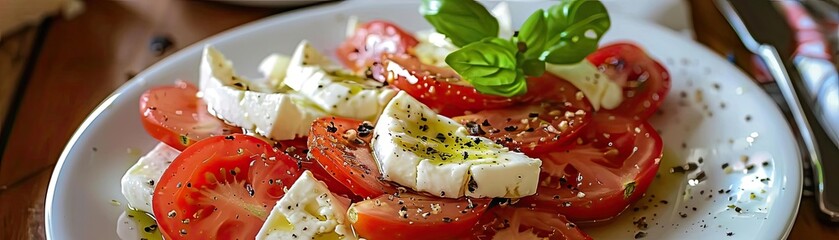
[715,0,839,222]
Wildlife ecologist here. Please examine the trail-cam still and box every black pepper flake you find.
[634,231,647,239]
[504,125,518,132]
[745,164,755,171]
[436,133,446,142]
[481,120,491,126]
[762,161,770,167]
[528,112,540,118]
[326,122,338,133]
[679,212,688,218]
[357,123,374,137]
[467,177,478,193]
[419,125,429,132]
[721,163,730,169]
[442,217,453,223]
[727,232,734,236]
[465,121,486,135]
[224,135,235,140]
[144,224,158,232]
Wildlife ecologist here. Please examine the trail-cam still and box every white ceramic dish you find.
[45,1,802,239]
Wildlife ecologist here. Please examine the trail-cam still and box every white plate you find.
[45,1,802,239]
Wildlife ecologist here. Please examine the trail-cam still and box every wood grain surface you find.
[0,0,836,239]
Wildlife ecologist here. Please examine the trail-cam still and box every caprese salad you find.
[120,0,670,239]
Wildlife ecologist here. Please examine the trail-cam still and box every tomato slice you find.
[308,117,397,198]
[453,100,591,155]
[337,20,419,79]
[472,207,591,240]
[517,118,663,222]
[586,43,671,120]
[350,193,490,240]
[140,80,241,151]
[276,138,358,200]
[152,134,301,239]
[385,55,516,116]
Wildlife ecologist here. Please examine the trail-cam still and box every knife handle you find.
[758,45,839,222]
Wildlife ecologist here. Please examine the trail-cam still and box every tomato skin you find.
[517,119,663,222]
[453,101,591,155]
[350,193,490,240]
[139,80,241,151]
[337,20,419,78]
[308,117,397,198]
[152,134,301,240]
[385,55,516,116]
[586,43,671,120]
[276,138,358,200]
[472,207,591,240]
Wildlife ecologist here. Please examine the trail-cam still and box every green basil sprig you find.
[420,0,610,97]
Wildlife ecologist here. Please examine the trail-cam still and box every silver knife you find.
[715,0,839,221]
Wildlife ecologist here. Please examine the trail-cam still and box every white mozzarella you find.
[372,92,542,198]
[200,46,326,140]
[258,53,292,91]
[284,41,396,121]
[120,143,180,214]
[490,2,514,39]
[257,171,356,240]
[545,61,623,110]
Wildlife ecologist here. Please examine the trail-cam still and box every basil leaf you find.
[473,75,527,97]
[517,9,548,60]
[541,37,599,64]
[521,58,545,77]
[420,0,499,47]
[540,0,610,64]
[446,37,527,97]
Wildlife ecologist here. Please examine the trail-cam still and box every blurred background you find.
[0,0,836,239]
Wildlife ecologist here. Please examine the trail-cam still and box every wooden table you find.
[0,0,835,239]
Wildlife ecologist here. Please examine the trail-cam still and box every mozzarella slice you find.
[545,61,623,110]
[257,170,356,240]
[120,143,180,214]
[258,53,292,91]
[413,30,458,68]
[284,41,396,122]
[491,1,514,39]
[200,46,327,140]
[372,92,542,198]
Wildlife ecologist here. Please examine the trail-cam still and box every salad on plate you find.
[119,0,671,239]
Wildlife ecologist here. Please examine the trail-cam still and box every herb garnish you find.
[420,0,611,97]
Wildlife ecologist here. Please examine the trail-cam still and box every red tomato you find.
[586,43,671,120]
[453,101,590,155]
[385,55,516,116]
[452,73,594,155]
[152,134,301,239]
[517,118,663,222]
[308,117,397,198]
[350,193,490,240]
[139,80,241,151]
[472,207,591,240]
[276,138,357,200]
[337,20,419,79]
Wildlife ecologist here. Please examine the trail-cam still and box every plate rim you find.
[44,1,803,238]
